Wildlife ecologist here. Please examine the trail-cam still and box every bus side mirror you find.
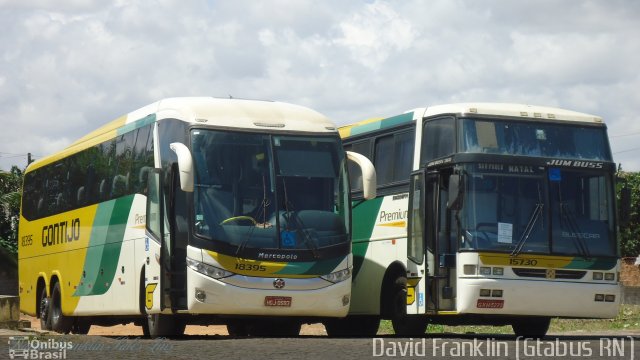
[346,151,377,200]
[170,142,194,192]
[448,174,463,210]
[620,186,631,228]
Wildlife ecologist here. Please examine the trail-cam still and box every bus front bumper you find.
[456,278,621,318]
[185,266,351,317]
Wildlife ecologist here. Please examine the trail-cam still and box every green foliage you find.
[382,305,640,335]
[0,166,23,255]
[617,171,640,257]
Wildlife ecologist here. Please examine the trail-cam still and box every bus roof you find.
[339,103,604,139]
[28,97,337,172]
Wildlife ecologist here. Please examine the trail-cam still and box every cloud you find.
[334,1,417,69]
[1,0,639,171]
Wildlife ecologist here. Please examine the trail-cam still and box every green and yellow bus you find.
[18,97,375,337]
[339,103,623,337]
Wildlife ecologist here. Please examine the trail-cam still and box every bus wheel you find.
[324,316,380,337]
[512,317,550,338]
[247,320,301,337]
[146,313,186,338]
[50,282,73,334]
[390,280,427,336]
[38,287,52,331]
[71,319,91,334]
[226,321,249,337]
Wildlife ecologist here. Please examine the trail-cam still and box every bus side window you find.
[421,117,455,164]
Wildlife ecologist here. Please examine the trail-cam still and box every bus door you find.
[409,169,457,313]
[432,171,459,312]
[144,169,172,313]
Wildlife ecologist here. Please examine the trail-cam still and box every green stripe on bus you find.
[352,198,383,278]
[117,114,156,136]
[274,256,343,276]
[350,112,414,136]
[566,257,618,271]
[91,196,133,294]
[74,195,134,296]
[301,256,344,275]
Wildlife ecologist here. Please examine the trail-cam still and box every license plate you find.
[264,296,292,307]
[477,299,504,309]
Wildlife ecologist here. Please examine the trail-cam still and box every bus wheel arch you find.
[380,261,407,319]
[139,268,186,338]
[49,277,73,333]
[36,277,51,331]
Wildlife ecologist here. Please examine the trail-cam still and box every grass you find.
[378,305,640,335]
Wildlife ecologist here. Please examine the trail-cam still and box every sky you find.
[1,0,639,171]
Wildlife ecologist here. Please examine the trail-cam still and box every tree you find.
[617,170,640,257]
[0,166,23,255]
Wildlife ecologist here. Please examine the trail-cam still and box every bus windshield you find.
[460,118,612,161]
[458,164,616,257]
[191,129,349,253]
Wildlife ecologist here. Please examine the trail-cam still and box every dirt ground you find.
[20,314,327,336]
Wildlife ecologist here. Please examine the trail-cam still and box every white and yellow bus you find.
[338,103,623,337]
[18,97,375,337]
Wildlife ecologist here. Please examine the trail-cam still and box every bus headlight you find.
[321,267,352,283]
[186,257,233,279]
[463,265,476,275]
[592,272,604,280]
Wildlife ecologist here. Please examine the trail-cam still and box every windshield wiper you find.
[556,181,591,259]
[559,203,591,258]
[511,202,544,257]
[283,212,319,258]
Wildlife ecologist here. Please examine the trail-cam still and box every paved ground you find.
[10,314,327,336]
[2,315,639,360]
[1,331,638,360]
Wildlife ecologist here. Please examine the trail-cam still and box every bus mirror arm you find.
[346,151,377,200]
[448,174,464,211]
[169,142,194,192]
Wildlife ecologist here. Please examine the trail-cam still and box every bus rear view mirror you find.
[170,142,194,192]
[346,151,377,200]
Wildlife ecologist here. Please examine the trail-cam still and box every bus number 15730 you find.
[509,258,538,266]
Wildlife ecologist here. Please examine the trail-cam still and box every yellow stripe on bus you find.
[479,253,573,268]
[27,115,127,171]
[18,205,99,314]
[437,311,458,315]
[378,221,406,228]
[338,117,384,138]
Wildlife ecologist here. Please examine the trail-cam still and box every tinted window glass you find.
[421,117,455,164]
[375,135,395,185]
[21,123,155,221]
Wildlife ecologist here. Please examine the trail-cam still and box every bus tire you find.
[390,282,428,336]
[50,281,73,334]
[324,316,380,337]
[71,319,91,334]
[246,320,301,337]
[139,270,150,337]
[146,313,186,338]
[226,321,250,337]
[38,285,52,331]
[512,317,550,338]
